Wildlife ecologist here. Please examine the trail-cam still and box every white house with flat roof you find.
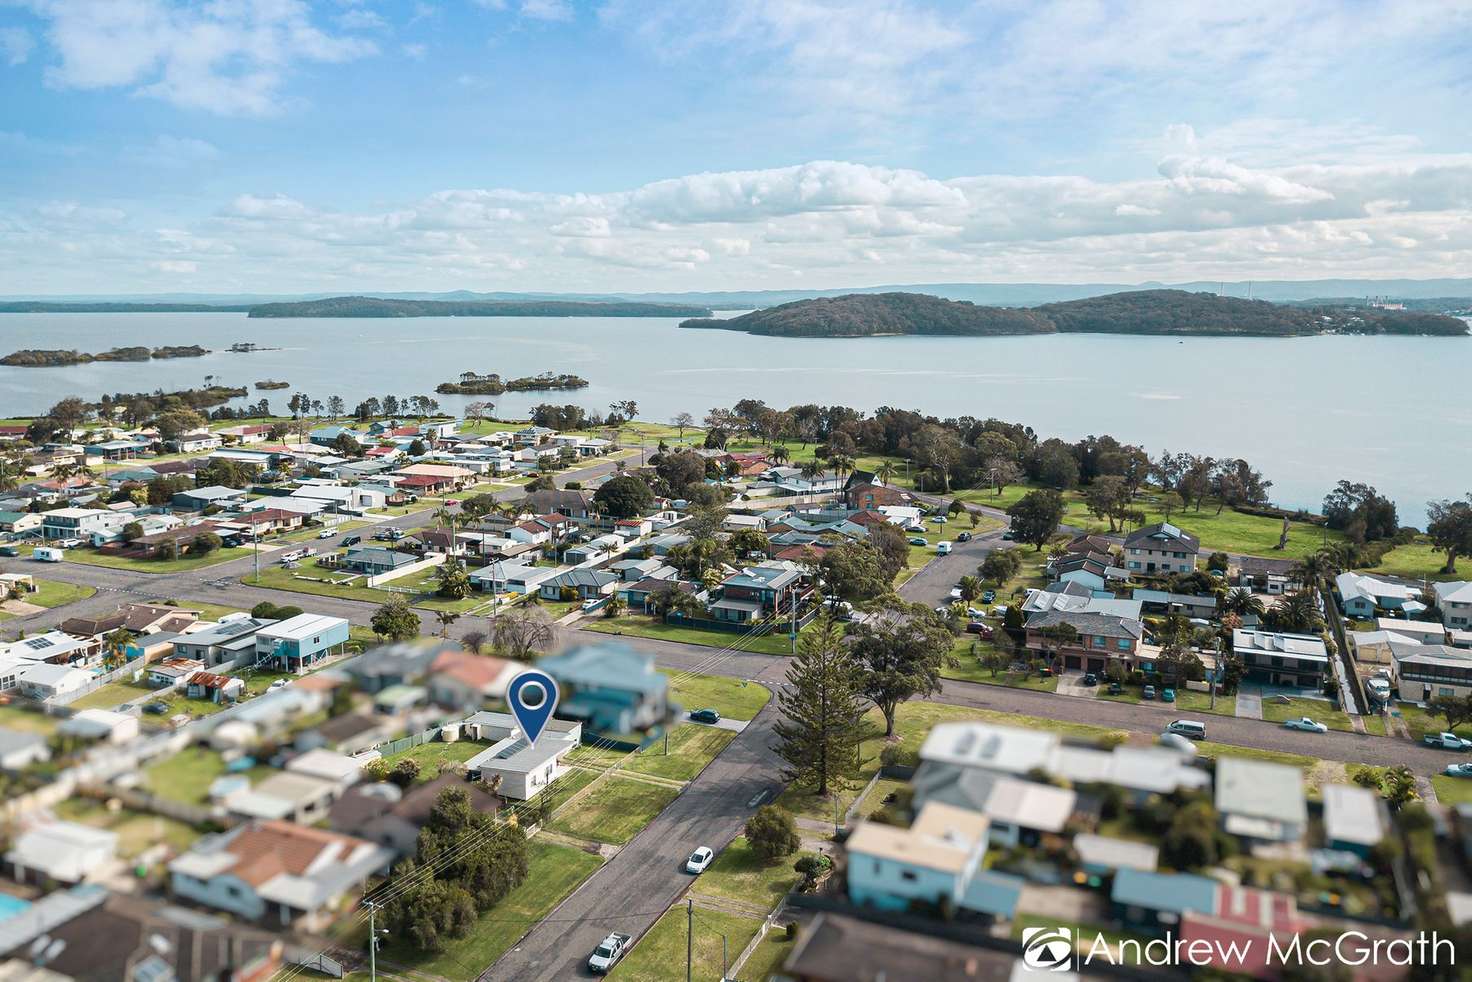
[1232,628,1329,689]
[1322,784,1387,857]
[1434,581,1472,631]
[1215,757,1307,843]
[459,710,582,800]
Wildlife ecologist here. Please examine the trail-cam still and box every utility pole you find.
[790,583,798,655]
[722,933,728,982]
[686,898,694,982]
[367,901,380,982]
[252,523,260,584]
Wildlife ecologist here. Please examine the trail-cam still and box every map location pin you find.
[507,669,560,748]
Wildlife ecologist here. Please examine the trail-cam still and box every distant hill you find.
[681,290,1470,338]
[0,301,254,313]
[247,296,712,319]
[680,293,1055,337]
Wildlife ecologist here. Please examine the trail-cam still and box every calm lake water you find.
[1,311,1469,520]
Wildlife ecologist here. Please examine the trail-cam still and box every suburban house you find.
[1132,588,1218,619]
[1111,868,1219,934]
[15,663,92,701]
[0,728,51,771]
[1435,581,1472,631]
[253,614,351,674]
[168,820,392,931]
[6,821,118,885]
[470,560,560,595]
[1022,581,1143,620]
[706,564,813,625]
[1024,608,1143,672]
[427,650,516,707]
[172,431,222,453]
[1322,784,1387,857]
[460,710,583,799]
[538,567,619,601]
[224,771,341,825]
[59,601,198,638]
[57,708,139,744]
[520,488,594,519]
[845,802,1024,922]
[41,507,127,541]
[1050,554,1128,593]
[329,775,500,858]
[1390,641,1472,702]
[909,765,1076,849]
[0,511,42,535]
[339,546,417,576]
[1231,629,1329,689]
[844,482,915,510]
[172,486,248,512]
[172,617,277,670]
[1335,571,1422,618]
[147,657,206,689]
[1215,757,1307,844]
[619,576,698,614]
[340,641,450,693]
[290,483,388,512]
[539,643,671,734]
[1123,522,1200,575]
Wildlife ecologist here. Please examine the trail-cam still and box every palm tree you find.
[1221,586,1265,618]
[876,459,897,486]
[103,628,133,671]
[1291,551,1329,587]
[829,454,855,485]
[435,609,461,638]
[770,445,791,466]
[957,575,982,603]
[799,459,823,483]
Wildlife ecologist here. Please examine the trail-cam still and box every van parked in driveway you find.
[1165,719,1206,740]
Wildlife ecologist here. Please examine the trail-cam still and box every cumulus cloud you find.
[20,0,377,115]
[5,147,1472,292]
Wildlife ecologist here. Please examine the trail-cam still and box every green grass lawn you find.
[941,638,1058,690]
[244,559,487,613]
[1393,702,1472,742]
[144,747,271,806]
[955,483,1341,559]
[610,906,763,982]
[68,680,155,712]
[582,615,805,657]
[692,835,811,909]
[54,799,199,859]
[667,672,771,721]
[1432,774,1472,806]
[1366,539,1461,582]
[1196,742,1317,770]
[380,839,603,977]
[380,739,493,780]
[64,546,254,573]
[0,578,96,620]
[737,928,797,982]
[1259,696,1356,732]
[0,704,58,734]
[623,724,736,782]
[548,774,681,845]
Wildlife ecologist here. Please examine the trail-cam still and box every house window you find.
[1116,639,1130,650]
[900,870,918,882]
[1092,636,1105,648]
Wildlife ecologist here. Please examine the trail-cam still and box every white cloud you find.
[21,0,377,115]
[126,134,220,168]
[0,26,34,65]
[6,143,1472,293]
[520,0,573,21]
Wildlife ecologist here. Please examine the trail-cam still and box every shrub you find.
[744,805,800,862]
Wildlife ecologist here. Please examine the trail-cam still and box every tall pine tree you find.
[773,613,869,796]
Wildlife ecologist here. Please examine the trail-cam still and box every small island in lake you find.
[679,289,1470,338]
[435,372,590,395]
[230,342,282,353]
[0,344,210,366]
[254,380,291,390]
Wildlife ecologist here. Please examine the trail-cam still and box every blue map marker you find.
[507,669,560,748]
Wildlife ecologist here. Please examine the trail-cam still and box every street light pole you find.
[686,898,694,982]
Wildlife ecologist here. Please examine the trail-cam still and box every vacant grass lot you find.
[144,747,272,806]
[942,638,1058,690]
[737,929,798,982]
[1432,774,1472,806]
[954,483,1341,559]
[1259,696,1356,732]
[65,546,255,573]
[1393,702,1472,742]
[0,704,57,734]
[55,799,199,858]
[667,673,771,721]
[610,905,763,982]
[581,615,805,656]
[548,774,681,845]
[693,835,812,908]
[1366,539,1461,582]
[0,578,96,620]
[623,724,735,782]
[380,839,603,977]
[245,559,488,613]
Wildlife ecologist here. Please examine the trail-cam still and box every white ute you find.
[588,932,631,973]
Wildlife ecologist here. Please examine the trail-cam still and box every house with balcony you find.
[1232,628,1329,689]
[172,617,276,670]
[253,614,351,674]
[41,507,127,541]
[1024,608,1143,672]
[706,564,813,625]
[1335,571,1421,618]
[1123,522,1199,576]
[1390,641,1472,702]
[539,642,671,734]
[1435,581,1472,631]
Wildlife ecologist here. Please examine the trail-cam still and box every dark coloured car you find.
[142,701,170,715]
[965,621,985,634]
[957,531,972,542]
[1081,673,1098,686]
[689,708,721,724]
[1107,681,1123,695]
[981,590,996,603]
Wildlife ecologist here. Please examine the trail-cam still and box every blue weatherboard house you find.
[1111,869,1219,933]
[539,643,672,734]
[252,613,351,674]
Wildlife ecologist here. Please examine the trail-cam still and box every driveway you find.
[898,528,1007,608]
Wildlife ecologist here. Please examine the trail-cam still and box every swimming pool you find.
[0,893,31,922]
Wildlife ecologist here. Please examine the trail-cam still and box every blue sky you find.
[2,0,1471,294]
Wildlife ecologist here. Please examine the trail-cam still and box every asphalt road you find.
[897,525,1008,608]
[482,702,785,981]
